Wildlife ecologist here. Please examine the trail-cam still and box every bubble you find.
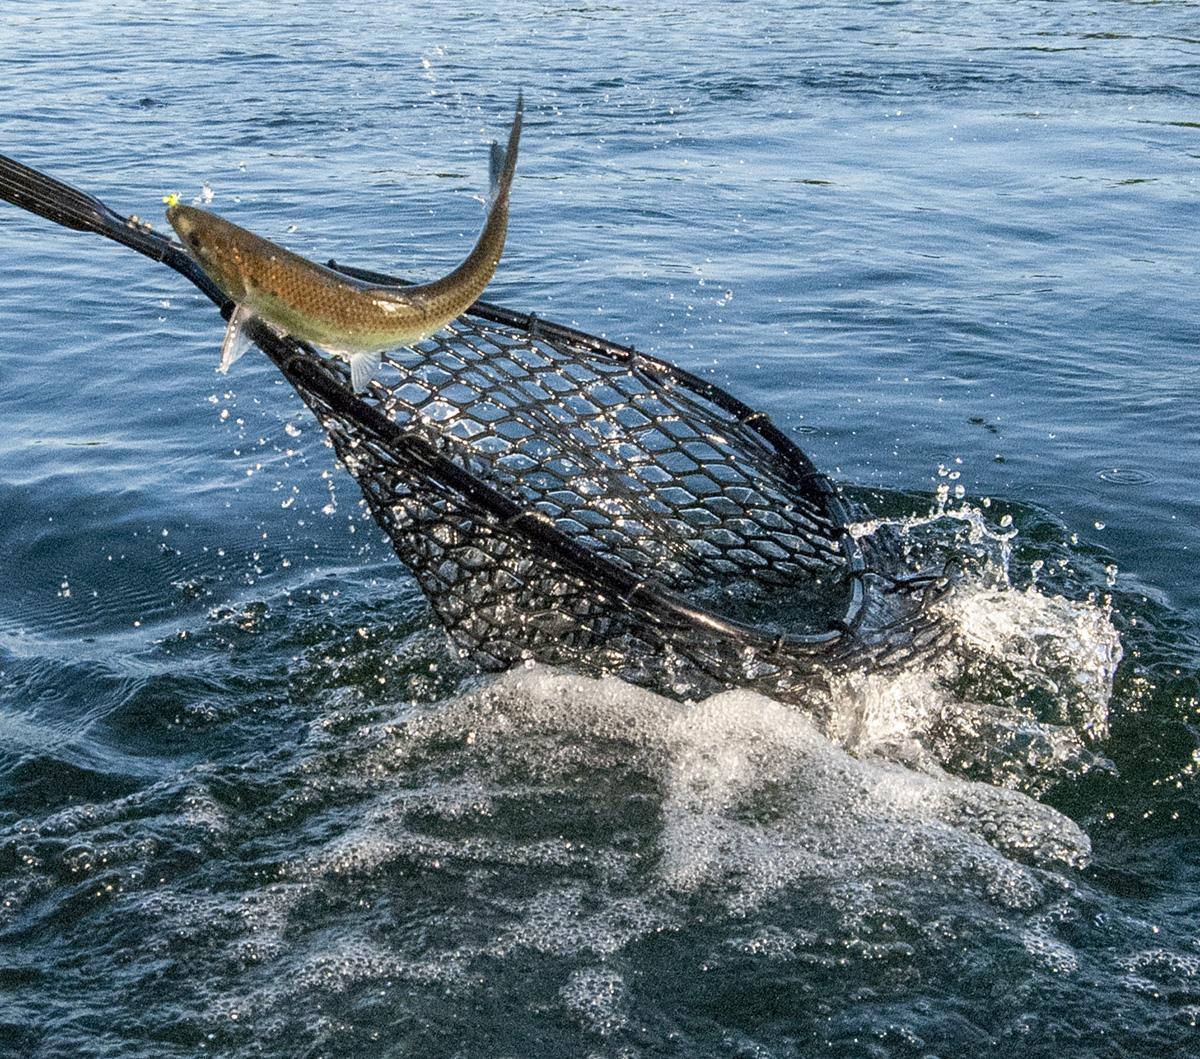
[560,967,629,1036]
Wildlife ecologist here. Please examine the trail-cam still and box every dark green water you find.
[1,3,1199,1056]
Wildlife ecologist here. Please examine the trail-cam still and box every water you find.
[1,2,1199,1056]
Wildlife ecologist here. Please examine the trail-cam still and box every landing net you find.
[269,265,953,700]
[0,151,953,702]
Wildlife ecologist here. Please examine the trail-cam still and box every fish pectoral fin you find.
[348,350,382,392]
[218,303,256,374]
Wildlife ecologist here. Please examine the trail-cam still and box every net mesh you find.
[266,296,952,702]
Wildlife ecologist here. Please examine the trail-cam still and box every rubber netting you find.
[266,291,952,702]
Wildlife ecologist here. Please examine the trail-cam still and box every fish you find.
[166,94,523,391]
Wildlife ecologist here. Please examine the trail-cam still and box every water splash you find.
[0,640,1146,1055]
[834,497,1122,793]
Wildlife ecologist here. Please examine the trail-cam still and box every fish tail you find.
[486,91,523,210]
[488,142,504,207]
[408,93,523,319]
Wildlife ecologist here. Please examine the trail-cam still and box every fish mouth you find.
[166,204,219,273]
[165,202,195,242]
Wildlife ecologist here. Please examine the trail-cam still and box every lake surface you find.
[1,2,1199,1056]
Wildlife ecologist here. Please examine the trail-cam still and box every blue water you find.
[2,2,1199,1056]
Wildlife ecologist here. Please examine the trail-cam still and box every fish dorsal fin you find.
[349,350,382,392]
[218,303,255,374]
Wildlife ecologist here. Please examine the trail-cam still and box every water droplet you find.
[1097,467,1154,485]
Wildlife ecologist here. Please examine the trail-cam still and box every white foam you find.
[948,575,1120,708]
[651,683,1088,911]
[0,649,1114,1039]
[559,966,629,1037]
[158,661,1083,1007]
[422,669,1096,917]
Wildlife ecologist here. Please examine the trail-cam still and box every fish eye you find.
[189,233,204,251]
